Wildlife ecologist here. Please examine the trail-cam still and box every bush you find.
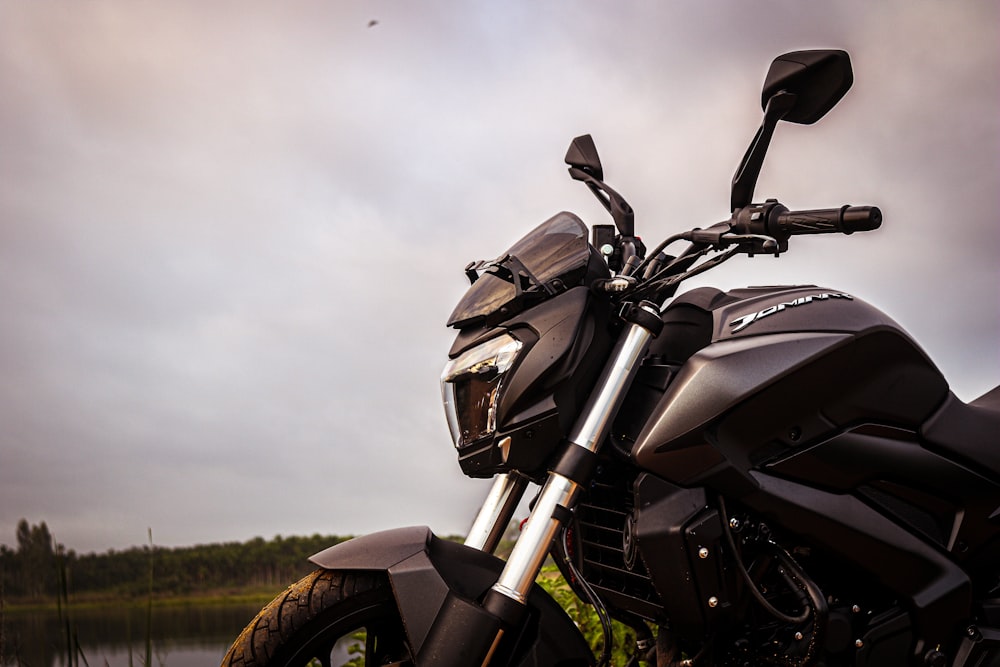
[535,565,643,666]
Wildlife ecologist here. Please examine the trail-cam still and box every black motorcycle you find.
[222,50,1000,667]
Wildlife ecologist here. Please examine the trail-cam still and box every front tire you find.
[222,569,413,666]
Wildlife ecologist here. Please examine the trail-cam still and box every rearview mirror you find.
[761,50,853,125]
[732,50,854,210]
[565,134,604,181]
[564,134,634,237]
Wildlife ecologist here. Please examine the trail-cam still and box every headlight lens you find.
[441,334,523,449]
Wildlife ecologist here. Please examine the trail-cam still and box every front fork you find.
[456,302,663,665]
[464,472,529,554]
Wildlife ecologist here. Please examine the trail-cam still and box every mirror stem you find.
[730,91,797,212]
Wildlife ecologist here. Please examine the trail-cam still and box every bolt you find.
[924,649,947,667]
[852,604,861,613]
[698,547,709,559]
[855,639,864,649]
[708,596,719,608]
[794,632,803,641]
[729,517,741,530]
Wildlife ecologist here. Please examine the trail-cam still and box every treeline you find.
[0,519,352,601]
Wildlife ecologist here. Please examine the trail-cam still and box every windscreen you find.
[447,212,592,328]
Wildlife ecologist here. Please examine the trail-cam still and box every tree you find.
[15,519,57,599]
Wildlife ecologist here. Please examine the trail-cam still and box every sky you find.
[1,2,997,554]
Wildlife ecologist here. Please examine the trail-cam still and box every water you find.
[1,602,263,667]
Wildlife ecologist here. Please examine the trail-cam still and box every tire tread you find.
[222,570,384,667]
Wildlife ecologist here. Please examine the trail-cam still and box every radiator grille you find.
[572,467,663,619]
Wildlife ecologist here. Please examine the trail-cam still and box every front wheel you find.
[222,569,413,666]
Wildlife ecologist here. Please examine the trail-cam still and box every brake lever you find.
[684,222,783,257]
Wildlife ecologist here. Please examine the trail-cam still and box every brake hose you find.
[560,527,614,667]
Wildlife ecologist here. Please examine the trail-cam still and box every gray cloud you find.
[1,2,996,552]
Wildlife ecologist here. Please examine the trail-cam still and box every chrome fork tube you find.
[491,473,579,603]
[566,319,657,452]
[465,473,529,553]
[490,308,659,604]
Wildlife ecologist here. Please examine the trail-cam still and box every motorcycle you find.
[222,50,1000,667]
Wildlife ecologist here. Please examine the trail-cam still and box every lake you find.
[1,601,266,667]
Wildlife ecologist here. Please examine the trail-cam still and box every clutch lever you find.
[719,232,782,256]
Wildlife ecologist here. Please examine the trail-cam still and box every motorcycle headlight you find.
[441,333,523,449]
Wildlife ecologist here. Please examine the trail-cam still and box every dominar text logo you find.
[730,292,853,333]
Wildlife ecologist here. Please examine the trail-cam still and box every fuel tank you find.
[626,285,950,490]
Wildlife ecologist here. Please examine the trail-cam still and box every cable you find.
[632,232,690,277]
[560,526,614,667]
[631,246,740,305]
[717,497,811,625]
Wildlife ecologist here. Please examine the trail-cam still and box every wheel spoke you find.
[366,620,413,666]
[309,639,335,667]
[366,626,378,661]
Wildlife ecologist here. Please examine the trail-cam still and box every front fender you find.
[310,525,593,666]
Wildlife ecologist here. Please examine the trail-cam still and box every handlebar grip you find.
[772,205,882,235]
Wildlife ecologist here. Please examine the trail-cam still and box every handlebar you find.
[623,199,883,303]
[720,201,881,252]
[770,205,882,235]
[687,201,883,249]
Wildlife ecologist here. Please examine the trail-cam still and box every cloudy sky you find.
[1,2,996,554]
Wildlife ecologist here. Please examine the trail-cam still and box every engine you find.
[561,453,924,667]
